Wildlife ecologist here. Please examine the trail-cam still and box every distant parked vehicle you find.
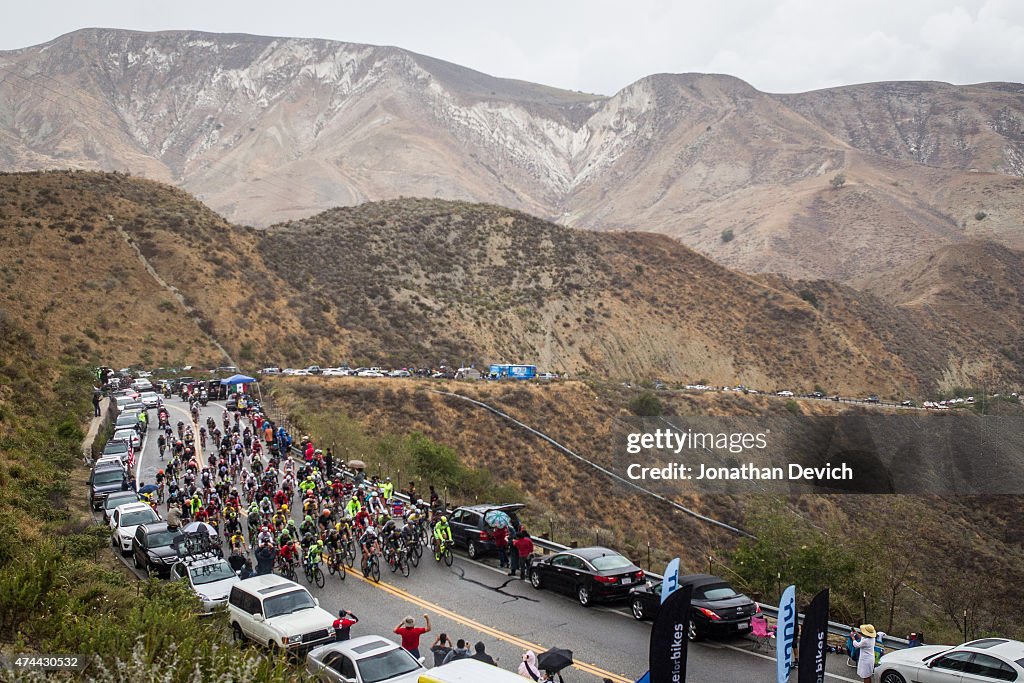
[389,369,412,377]
[866,395,881,403]
[629,574,758,642]
[261,367,282,375]
[776,390,794,397]
[529,546,644,607]
[536,372,559,381]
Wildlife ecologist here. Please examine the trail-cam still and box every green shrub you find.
[629,391,663,416]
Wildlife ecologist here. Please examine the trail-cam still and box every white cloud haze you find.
[1,0,1021,94]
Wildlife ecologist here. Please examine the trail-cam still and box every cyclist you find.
[305,539,325,574]
[345,495,361,519]
[157,433,166,459]
[318,506,334,532]
[229,530,248,556]
[433,516,453,561]
[359,523,381,575]
[300,514,317,539]
[271,506,287,532]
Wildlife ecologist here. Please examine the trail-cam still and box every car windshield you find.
[190,562,235,585]
[358,649,422,683]
[700,584,741,601]
[263,589,315,619]
[147,530,178,547]
[120,509,159,527]
[94,470,125,485]
[591,554,632,571]
[104,442,128,453]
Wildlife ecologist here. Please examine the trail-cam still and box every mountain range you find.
[2,28,1024,280]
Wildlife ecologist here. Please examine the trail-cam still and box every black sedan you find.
[529,547,644,607]
[132,522,181,577]
[629,574,758,641]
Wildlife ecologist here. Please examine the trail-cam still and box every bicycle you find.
[341,537,357,569]
[405,537,421,567]
[304,557,325,588]
[396,545,411,577]
[156,483,165,506]
[279,558,298,582]
[434,537,454,567]
[325,549,346,581]
[361,546,381,583]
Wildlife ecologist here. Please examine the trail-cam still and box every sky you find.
[2,0,1022,94]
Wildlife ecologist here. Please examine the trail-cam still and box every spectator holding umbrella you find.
[537,648,572,683]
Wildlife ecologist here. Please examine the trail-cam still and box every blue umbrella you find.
[484,510,511,528]
[138,484,158,494]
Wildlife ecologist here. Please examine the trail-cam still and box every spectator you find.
[165,504,182,529]
[492,524,509,569]
[254,542,275,575]
[442,639,472,665]
[518,650,541,680]
[470,641,496,666]
[430,633,453,667]
[238,558,254,580]
[92,387,102,417]
[851,624,877,683]
[394,614,431,659]
[513,530,534,579]
[333,609,358,641]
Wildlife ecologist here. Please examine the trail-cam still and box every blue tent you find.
[220,374,257,385]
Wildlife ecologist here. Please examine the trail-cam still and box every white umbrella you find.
[182,521,218,537]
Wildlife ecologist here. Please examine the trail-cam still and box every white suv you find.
[228,575,335,654]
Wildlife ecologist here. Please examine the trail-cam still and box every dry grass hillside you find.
[0,170,224,368]
[268,376,1024,639]
[3,171,1023,394]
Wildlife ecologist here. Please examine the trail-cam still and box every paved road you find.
[128,396,861,683]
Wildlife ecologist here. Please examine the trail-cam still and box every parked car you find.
[417,658,527,681]
[139,391,161,409]
[357,370,384,377]
[305,635,427,683]
[110,502,161,555]
[102,490,140,523]
[89,464,129,510]
[111,428,141,450]
[874,638,1024,683]
[389,369,412,378]
[529,546,645,606]
[228,575,336,654]
[901,400,916,407]
[449,504,524,560]
[537,372,559,381]
[132,521,180,577]
[629,574,758,641]
[261,367,282,375]
[172,556,241,613]
[306,366,323,375]
[776,390,795,397]
[866,395,881,403]
[101,439,130,461]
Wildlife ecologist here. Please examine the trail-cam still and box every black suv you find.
[449,504,523,560]
[88,464,129,510]
[132,522,181,577]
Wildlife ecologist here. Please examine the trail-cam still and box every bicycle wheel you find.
[409,545,420,567]
[336,557,346,581]
[369,557,380,583]
[388,550,399,573]
[304,565,313,584]
[443,546,453,567]
[327,557,336,576]
[399,553,410,577]
[314,566,324,588]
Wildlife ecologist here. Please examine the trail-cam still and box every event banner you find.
[661,558,680,604]
[649,582,693,683]
[798,588,830,683]
[776,584,797,683]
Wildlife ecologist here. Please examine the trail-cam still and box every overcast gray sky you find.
[3,0,1022,94]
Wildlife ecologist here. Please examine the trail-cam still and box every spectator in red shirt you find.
[333,609,359,641]
[394,614,432,659]
[513,530,534,580]
[491,525,509,569]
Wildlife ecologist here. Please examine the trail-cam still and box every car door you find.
[959,653,1018,683]
[248,595,269,644]
[317,652,347,683]
[916,650,974,683]
[449,510,469,547]
[110,509,120,532]
[547,554,577,594]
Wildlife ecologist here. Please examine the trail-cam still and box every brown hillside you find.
[0,170,224,367]
[5,171,1023,394]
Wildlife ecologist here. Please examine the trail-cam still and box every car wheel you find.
[879,671,906,683]
[467,541,479,560]
[631,598,646,620]
[231,623,246,645]
[687,618,704,642]
[577,585,592,607]
[132,553,141,569]
[529,569,543,589]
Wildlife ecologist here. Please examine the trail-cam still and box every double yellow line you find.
[349,571,633,683]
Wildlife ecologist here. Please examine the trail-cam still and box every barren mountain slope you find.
[3,29,1024,280]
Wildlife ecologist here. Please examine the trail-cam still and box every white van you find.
[416,658,527,682]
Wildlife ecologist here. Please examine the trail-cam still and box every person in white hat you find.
[851,624,877,682]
